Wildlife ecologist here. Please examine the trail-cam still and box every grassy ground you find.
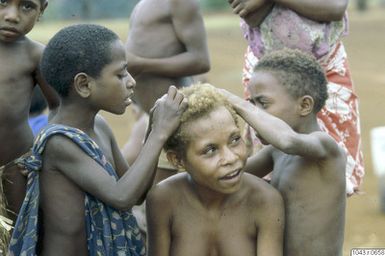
[30,8,385,255]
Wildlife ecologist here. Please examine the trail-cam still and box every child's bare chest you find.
[0,47,35,131]
[270,153,318,192]
[128,1,183,57]
[0,46,35,83]
[133,0,170,26]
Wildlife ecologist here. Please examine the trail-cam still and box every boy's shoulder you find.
[18,37,45,65]
[241,173,282,206]
[95,114,114,137]
[310,130,346,159]
[29,39,45,62]
[1,37,44,64]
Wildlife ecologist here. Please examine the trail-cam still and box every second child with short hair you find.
[8,24,187,256]
[228,0,363,195]
[220,48,347,256]
[146,83,284,256]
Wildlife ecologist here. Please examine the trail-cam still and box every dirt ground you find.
[99,8,385,255]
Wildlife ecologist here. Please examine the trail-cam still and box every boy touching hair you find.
[228,0,363,195]
[146,83,284,256]
[8,24,186,256]
[220,48,346,256]
[0,0,59,221]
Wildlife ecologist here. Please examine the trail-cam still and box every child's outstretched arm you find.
[219,89,341,160]
[45,86,187,210]
[273,0,348,21]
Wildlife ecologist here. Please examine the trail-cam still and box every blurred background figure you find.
[28,86,48,137]
[370,127,385,214]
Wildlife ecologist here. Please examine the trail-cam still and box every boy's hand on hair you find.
[150,85,188,140]
[218,88,253,112]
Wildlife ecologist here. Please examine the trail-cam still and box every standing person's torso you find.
[270,148,346,256]
[0,38,39,165]
[126,0,193,90]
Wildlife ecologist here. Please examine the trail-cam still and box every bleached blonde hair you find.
[164,83,239,158]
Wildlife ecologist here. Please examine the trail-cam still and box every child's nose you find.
[4,6,20,23]
[126,73,136,90]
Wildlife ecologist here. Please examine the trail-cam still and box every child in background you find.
[0,0,59,222]
[8,24,186,256]
[228,0,363,195]
[146,83,284,256]
[220,49,346,256]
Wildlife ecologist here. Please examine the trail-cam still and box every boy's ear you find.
[41,1,48,12]
[38,2,48,21]
[298,95,314,116]
[74,73,92,98]
[166,150,185,170]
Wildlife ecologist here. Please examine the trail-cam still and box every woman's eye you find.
[203,146,216,156]
[230,136,241,145]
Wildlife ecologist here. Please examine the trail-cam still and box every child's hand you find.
[218,88,253,112]
[149,86,187,140]
[228,0,267,18]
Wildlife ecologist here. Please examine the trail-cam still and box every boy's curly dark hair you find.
[40,24,119,97]
[253,48,328,113]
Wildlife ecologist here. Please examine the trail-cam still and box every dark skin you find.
[0,0,59,221]
[220,70,347,256]
[125,0,210,183]
[38,39,187,255]
[146,106,284,256]
[125,0,210,113]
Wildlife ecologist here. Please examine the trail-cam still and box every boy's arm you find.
[35,70,60,113]
[33,43,60,114]
[220,89,341,160]
[146,186,172,256]
[244,145,274,177]
[94,114,130,178]
[121,111,149,165]
[273,0,348,21]
[255,188,284,256]
[126,0,210,77]
[45,87,187,210]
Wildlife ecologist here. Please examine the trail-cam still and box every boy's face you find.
[0,0,46,42]
[90,40,136,115]
[248,70,300,130]
[182,106,248,194]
